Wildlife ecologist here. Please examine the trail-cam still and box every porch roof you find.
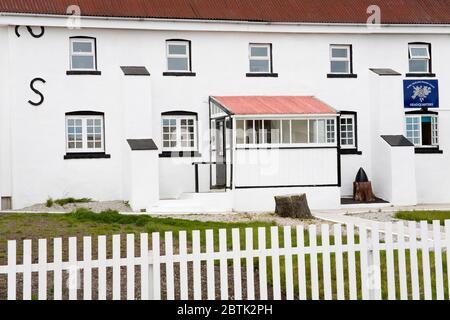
[211,96,337,116]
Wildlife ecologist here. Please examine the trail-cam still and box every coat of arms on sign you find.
[412,85,432,102]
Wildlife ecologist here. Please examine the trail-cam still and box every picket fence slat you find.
[334,224,344,300]
[2,220,450,301]
[346,223,357,300]
[309,225,319,300]
[407,222,420,299]
[258,228,268,300]
[397,222,408,300]
[219,229,228,300]
[127,234,135,301]
[23,240,32,300]
[165,232,174,300]
[245,228,255,300]
[83,237,92,301]
[420,221,432,300]
[206,230,215,300]
[432,221,444,300]
[98,235,107,300]
[284,227,294,300]
[232,229,242,300]
[296,226,307,300]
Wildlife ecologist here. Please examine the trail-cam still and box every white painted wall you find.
[1,19,450,209]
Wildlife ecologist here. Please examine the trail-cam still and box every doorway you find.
[213,119,226,189]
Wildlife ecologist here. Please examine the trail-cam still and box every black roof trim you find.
[381,135,414,147]
[120,66,151,76]
[127,139,158,151]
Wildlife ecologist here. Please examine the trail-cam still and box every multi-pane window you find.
[70,38,96,71]
[166,40,191,72]
[330,45,351,74]
[405,114,439,147]
[236,118,336,146]
[340,114,356,149]
[66,115,104,153]
[249,44,272,73]
[162,115,197,151]
[408,44,431,73]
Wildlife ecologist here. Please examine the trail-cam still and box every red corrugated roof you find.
[212,96,337,115]
[1,0,450,24]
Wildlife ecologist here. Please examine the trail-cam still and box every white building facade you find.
[1,1,450,213]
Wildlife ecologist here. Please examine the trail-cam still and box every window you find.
[249,44,272,74]
[166,40,191,72]
[235,118,336,146]
[408,43,431,74]
[70,38,96,71]
[405,113,439,147]
[330,45,352,74]
[66,114,104,153]
[162,113,197,151]
[340,114,356,149]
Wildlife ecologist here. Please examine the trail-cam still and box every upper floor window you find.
[330,45,352,74]
[408,43,431,74]
[249,44,272,74]
[65,113,105,154]
[161,112,198,152]
[405,113,439,148]
[166,40,191,72]
[70,37,97,71]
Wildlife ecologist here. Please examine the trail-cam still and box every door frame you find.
[211,117,227,189]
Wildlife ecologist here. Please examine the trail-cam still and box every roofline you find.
[2,12,450,31]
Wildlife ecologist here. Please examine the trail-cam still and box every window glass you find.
[340,115,355,148]
[168,44,187,55]
[168,58,189,72]
[250,60,270,73]
[236,120,245,144]
[331,48,348,58]
[409,60,428,73]
[245,120,254,144]
[251,46,269,57]
[264,120,281,144]
[162,115,197,151]
[331,61,349,74]
[410,47,428,57]
[72,56,94,70]
[406,117,421,145]
[291,120,308,143]
[73,42,92,53]
[282,120,291,144]
[309,119,326,144]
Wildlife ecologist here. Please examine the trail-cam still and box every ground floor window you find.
[340,113,356,149]
[162,113,198,152]
[235,118,336,146]
[405,113,438,147]
[66,113,104,153]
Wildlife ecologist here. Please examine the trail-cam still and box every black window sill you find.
[327,74,358,78]
[246,73,279,78]
[64,153,111,160]
[415,148,443,154]
[340,149,363,155]
[405,73,436,78]
[66,70,102,76]
[159,151,202,158]
[163,72,196,77]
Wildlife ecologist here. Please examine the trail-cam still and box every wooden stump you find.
[275,194,313,219]
[353,182,376,203]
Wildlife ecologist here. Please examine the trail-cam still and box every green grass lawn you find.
[395,211,450,225]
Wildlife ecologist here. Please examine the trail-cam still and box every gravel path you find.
[16,201,133,213]
[346,211,401,223]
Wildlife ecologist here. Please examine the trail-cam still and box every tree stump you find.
[353,182,376,203]
[275,194,313,219]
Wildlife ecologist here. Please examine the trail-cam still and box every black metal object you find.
[192,162,218,193]
[28,78,46,106]
[355,168,369,183]
[15,26,45,38]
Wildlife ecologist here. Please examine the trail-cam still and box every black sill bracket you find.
[67,70,102,76]
[163,72,196,77]
[246,73,279,78]
[159,151,202,158]
[327,74,358,78]
[64,153,111,160]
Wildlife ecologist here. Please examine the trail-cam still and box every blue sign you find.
[404,79,439,109]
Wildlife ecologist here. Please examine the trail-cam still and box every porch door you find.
[214,119,226,188]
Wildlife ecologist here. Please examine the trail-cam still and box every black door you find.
[214,119,226,188]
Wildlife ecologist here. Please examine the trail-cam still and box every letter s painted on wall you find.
[28,78,46,106]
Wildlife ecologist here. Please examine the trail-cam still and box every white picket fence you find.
[1,220,450,300]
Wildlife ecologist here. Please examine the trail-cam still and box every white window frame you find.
[65,115,105,153]
[330,45,351,74]
[162,115,198,152]
[235,117,337,148]
[405,114,439,147]
[249,43,272,74]
[408,44,430,74]
[70,38,96,71]
[166,41,191,72]
[340,114,356,149]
